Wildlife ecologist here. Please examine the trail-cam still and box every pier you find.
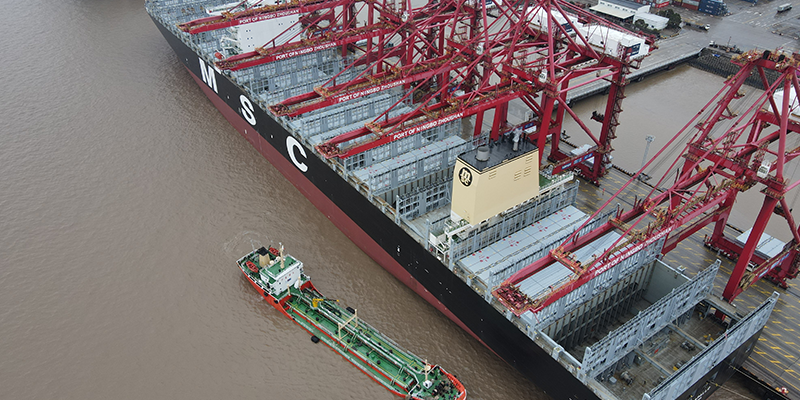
[567,46,703,104]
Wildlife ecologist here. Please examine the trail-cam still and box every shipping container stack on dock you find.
[698,0,728,15]
[652,0,669,9]
[679,0,700,11]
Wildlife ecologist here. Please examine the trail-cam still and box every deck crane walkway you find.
[177,0,345,34]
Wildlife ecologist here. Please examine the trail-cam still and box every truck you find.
[683,20,710,31]
[709,41,743,54]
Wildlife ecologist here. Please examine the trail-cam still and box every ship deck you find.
[583,166,800,396]
[286,293,425,391]
[237,250,463,399]
[572,304,731,400]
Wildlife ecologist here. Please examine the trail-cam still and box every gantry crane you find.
[495,50,800,318]
[178,0,350,34]
[180,0,651,182]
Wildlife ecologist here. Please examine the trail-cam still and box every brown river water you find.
[0,1,786,399]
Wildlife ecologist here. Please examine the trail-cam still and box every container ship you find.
[236,246,467,400]
[146,0,797,398]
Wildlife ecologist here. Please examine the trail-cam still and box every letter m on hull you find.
[199,59,218,93]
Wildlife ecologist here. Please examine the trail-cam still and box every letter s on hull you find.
[286,136,308,173]
[239,95,256,125]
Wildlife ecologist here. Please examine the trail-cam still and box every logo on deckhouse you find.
[458,168,472,187]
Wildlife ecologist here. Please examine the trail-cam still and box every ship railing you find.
[375,196,398,223]
[426,215,452,261]
[538,171,575,197]
[342,324,411,373]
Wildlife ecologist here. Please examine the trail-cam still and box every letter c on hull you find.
[286,136,308,173]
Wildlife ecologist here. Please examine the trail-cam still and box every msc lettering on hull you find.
[239,95,256,126]
[286,136,308,173]
[199,58,218,93]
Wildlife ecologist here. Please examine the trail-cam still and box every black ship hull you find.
[149,15,766,400]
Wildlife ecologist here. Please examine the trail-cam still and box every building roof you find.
[591,4,635,19]
[634,12,669,23]
[602,0,646,9]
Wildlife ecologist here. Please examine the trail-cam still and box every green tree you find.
[657,9,682,29]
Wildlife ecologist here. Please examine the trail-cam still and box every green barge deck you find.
[237,246,466,400]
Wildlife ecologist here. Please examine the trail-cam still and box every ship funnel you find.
[452,144,540,225]
[475,146,490,162]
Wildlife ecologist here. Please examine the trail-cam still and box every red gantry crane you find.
[178,0,348,34]
[185,0,652,182]
[495,50,800,318]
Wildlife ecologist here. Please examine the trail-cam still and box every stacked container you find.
[652,0,669,8]
[681,0,700,10]
[699,0,728,15]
